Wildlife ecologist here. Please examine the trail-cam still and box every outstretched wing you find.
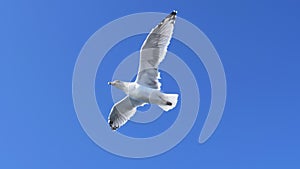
[108,96,144,130]
[136,11,177,89]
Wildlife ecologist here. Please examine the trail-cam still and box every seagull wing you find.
[136,11,176,89]
[108,96,144,130]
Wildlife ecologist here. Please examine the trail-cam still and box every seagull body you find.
[108,11,178,130]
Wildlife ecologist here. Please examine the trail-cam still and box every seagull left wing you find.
[136,11,176,89]
[108,96,144,130]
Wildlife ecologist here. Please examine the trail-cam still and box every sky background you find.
[2,0,300,168]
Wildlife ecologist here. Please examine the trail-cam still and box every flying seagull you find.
[108,10,179,130]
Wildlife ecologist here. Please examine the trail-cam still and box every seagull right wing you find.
[108,96,144,130]
[136,11,177,89]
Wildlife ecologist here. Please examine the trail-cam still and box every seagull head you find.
[108,80,121,86]
[108,80,130,93]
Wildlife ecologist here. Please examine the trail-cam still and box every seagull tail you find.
[158,93,179,111]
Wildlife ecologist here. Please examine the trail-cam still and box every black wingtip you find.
[108,120,118,130]
[166,101,173,106]
[171,10,177,15]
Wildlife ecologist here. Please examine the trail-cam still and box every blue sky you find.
[2,0,300,168]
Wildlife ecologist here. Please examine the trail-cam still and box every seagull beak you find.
[108,82,112,85]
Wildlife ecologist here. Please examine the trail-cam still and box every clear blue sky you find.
[2,0,300,168]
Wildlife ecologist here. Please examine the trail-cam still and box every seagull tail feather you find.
[158,93,178,111]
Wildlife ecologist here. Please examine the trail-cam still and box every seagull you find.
[108,10,179,130]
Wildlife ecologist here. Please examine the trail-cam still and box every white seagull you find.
[108,11,179,130]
